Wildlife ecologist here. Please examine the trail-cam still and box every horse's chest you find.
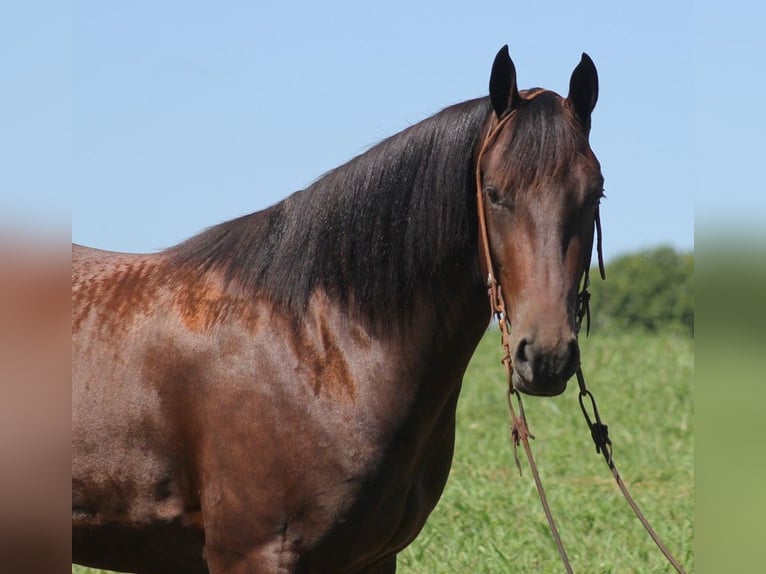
[299,399,459,570]
[193,312,471,570]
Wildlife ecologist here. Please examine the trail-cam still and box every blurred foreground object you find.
[0,231,70,572]
[696,227,766,573]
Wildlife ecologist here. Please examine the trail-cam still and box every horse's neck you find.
[388,271,490,385]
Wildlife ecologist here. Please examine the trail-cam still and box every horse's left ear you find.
[567,53,599,128]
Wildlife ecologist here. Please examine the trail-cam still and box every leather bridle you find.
[474,108,687,574]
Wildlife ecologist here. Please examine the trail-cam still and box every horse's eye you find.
[585,191,604,212]
[484,185,502,205]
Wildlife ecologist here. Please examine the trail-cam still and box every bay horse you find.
[72,46,603,573]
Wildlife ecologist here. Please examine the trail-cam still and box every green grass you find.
[73,330,693,574]
[399,329,693,573]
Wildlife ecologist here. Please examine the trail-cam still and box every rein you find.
[474,110,687,573]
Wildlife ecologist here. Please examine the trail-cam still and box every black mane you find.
[168,98,493,324]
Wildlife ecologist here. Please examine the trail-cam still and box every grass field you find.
[73,329,693,574]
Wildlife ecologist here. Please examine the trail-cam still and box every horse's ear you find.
[568,53,599,128]
[489,45,521,118]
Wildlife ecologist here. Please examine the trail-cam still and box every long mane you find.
[168,98,492,324]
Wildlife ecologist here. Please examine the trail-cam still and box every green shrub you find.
[589,246,693,335]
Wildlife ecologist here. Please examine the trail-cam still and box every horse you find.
[72,46,603,573]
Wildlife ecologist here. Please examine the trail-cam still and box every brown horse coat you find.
[72,48,602,573]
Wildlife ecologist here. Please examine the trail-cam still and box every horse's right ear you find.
[489,45,521,118]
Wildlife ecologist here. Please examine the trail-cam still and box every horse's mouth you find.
[512,372,568,397]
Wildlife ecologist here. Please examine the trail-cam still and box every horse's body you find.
[72,48,603,573]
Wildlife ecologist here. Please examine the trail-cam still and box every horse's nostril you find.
[562,339,580,379]
[515,338,530,363]
[513,337,535,383]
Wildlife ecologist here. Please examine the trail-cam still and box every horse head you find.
[478,46,604,396]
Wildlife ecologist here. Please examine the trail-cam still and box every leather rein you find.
[474,110,687,573]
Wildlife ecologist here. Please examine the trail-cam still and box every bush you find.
[588,246,693,335]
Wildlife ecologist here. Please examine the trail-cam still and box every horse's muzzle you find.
[511,336,579,396]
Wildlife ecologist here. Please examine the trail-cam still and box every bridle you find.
[474,107,687,574]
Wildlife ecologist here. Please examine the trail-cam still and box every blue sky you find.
[3,1,764,260]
